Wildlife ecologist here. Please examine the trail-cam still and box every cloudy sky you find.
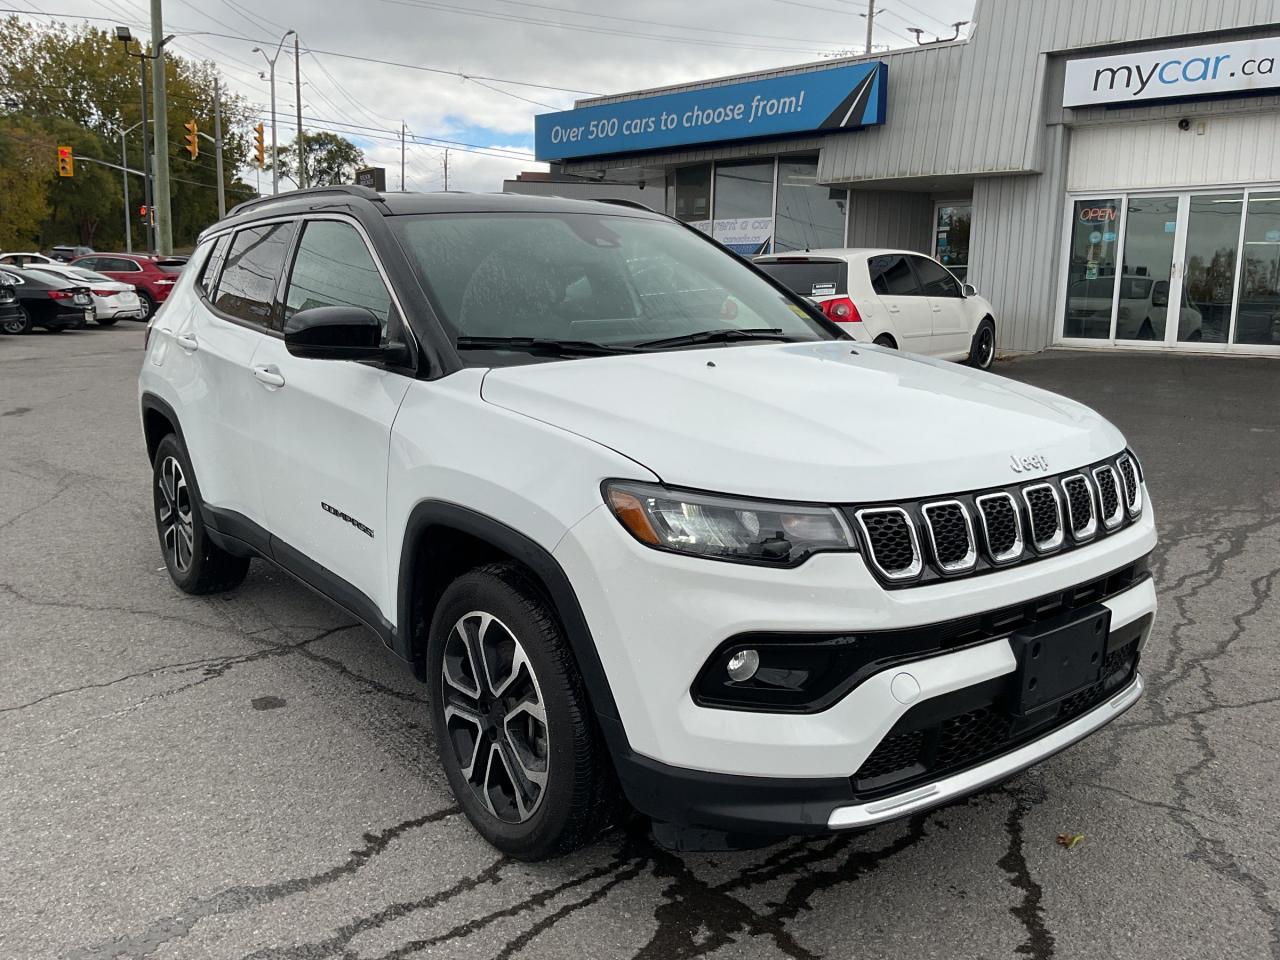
[8,0,976,191]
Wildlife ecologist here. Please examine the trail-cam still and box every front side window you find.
[910,256,962,297]
[391,212,833,353]
[284,220,392,333]
[868,255,920,296]
[212,222,296,328]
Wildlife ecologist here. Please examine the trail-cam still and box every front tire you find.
[152,434,250,594]
[967,318,996,369]
[428,562,614,860]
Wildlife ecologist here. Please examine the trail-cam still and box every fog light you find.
[726,649,760,683]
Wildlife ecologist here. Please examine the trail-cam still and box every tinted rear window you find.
[753,259,848,297]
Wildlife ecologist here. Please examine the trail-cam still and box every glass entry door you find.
[1115,196,1178,341]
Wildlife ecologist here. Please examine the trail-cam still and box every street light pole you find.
[253,30,295,196]
[117,27,173,254]
[294,33,305,189]
[120,128,131,253]
[138,51,154,253]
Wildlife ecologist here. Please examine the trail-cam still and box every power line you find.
[0,8,602,95]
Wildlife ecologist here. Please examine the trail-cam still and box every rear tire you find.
[967,318,996,369]
[139,292,156,319]
[874,333,897,349]
[152,433,250,595]
[2,308,32,335]
[428,562,616,860]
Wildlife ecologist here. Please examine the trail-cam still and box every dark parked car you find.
[0,267,95,333]
[0,280,20,331]
[50,244,95,262]
[70,253,183,317]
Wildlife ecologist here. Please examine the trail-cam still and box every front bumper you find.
[555,484,1157,831]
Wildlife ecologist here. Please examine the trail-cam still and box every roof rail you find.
[594,198,657,213]
[226,184,384,218]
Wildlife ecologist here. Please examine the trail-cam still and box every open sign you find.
[1079,205,1118,224]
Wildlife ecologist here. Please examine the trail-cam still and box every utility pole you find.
[400,122,406,191]
[150,0,173,255]
[213,77,226,217]
[294,34,305,189]
[864,0,875,54]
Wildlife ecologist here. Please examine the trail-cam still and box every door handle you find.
[887,304,901,313]
[175,333,198,351]
[252,365,285,388]
[931,304,942,312]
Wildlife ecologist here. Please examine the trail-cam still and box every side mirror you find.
[961,282,978,298]
[1151,282,1169,308]
[284,305,383,361]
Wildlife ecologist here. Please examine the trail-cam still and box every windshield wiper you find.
[632,327,796,350]
[455,336,639,357]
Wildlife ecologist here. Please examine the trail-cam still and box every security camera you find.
[1177,118,1191,131]
[638,180,646,190]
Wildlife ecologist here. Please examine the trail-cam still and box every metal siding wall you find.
[969,128,1071,355]
[1067,112,1280,191]
[845,191,934,250]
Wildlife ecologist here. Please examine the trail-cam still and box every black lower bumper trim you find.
[600,716,854,835]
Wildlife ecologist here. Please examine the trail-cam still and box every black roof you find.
[212,185,664,237]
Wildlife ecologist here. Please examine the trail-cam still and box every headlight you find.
[603,481,855,566]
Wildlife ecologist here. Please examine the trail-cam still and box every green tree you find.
[270,131,365,187]
[0,116,51,248]
[0,16,257,249]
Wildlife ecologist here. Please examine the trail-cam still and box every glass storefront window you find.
[1063,198,1121,339]
[775,157,847,253]
[1182,194,1242,343]
[670,164,711,226]
[712,160,774,255]
[1235,192,1280,346]
[933,203,971,280]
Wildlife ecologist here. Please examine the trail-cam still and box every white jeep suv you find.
[140,187,1156,860]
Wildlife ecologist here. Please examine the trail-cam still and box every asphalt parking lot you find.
[2,325,1277,960]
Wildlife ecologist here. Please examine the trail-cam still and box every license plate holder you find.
[1008,605,1111,716]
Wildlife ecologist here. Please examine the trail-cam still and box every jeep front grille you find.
[854,507,921,581]
[1117,454,1142,515]
[921,500,976,573]
[1092,465,1123,529]
[1061,474,1097,541]
[975,492,1022,563]
[842,451,1144,587]
[1021,483,1064,552]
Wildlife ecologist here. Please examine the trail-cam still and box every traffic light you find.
[56,145,74,177]
[183,120,199,160]
[253,122,265,168]
[139,205,148,219]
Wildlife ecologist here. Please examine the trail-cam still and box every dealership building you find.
[535,0,1280,356]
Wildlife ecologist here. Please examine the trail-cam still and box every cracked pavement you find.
[1,327,1277,959]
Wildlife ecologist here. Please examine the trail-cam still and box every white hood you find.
[480,342,1127,503]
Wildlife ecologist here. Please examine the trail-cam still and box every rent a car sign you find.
[535,61,887,162]
[1064,36,1280,107]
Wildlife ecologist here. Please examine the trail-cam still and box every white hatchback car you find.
[140,188,1154,860]
[30,263,146,324]
[754,249,998,368]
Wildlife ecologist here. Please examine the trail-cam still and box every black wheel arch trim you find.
[396,500,625,732]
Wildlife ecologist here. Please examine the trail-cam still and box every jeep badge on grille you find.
[1009,453,1049,474]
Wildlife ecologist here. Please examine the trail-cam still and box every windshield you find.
[391,212,833,351]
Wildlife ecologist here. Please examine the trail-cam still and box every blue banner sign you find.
[535,62,887,161]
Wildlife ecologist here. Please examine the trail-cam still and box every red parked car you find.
[70,253,185,318]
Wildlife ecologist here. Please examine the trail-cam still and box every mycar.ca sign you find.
[535,62,887,162]
[1064,36,1280,107]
